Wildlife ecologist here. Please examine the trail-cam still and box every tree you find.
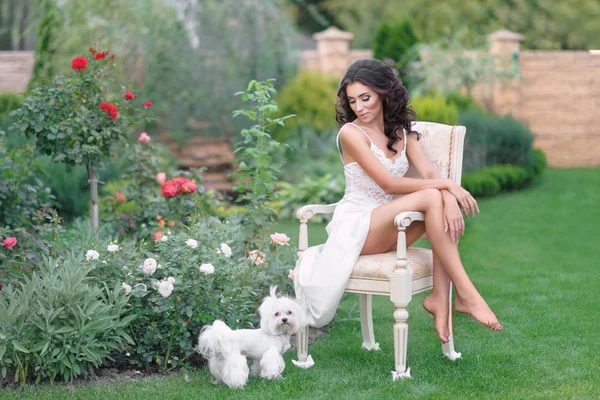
[10,50,152,230]
[372,19,420,91]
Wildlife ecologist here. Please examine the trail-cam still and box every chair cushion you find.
[351,248,433,280]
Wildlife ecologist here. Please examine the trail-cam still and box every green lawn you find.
[4,168,599,399]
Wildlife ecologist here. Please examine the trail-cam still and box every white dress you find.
[294,122,410,327]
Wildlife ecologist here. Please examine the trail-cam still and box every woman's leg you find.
[362,189,502,331]
[389,222,453,342]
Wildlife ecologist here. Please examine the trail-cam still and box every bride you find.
[294,59,502,343]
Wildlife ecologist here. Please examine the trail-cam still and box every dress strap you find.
[335,122,373,164]
[403,129,407,153]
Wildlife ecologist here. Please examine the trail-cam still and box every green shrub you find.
[461,170,501,197]
[461,149,547,198]
[446,92,485,113]
[411,94,458,125]
[0,92,23,120]
[0,131,55,228]
[277,173,345,222]
[0,254,134,385]
[530,148,547,176]
[274,71,339,142]
[460,109,535,172]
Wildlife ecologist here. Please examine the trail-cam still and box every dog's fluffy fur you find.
[197,286,307,388]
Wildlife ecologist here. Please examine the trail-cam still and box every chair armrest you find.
[296,203,338,221]
[394,211,425,228]
[296,203,338,252]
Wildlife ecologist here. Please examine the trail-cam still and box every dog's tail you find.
[197,320,234,359]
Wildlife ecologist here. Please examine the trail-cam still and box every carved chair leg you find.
[391,224,412,380]
[392,307,410,380]
[441,282,462,360]
[292,325,315,368]
[359,294,379,350]
[297,325,309,362]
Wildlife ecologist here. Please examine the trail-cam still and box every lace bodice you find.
[337,123,410,206]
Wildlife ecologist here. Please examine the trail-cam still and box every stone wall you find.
[514,51,600,167]
[0,51,35,93]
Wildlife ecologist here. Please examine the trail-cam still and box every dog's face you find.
[258,287,307,336]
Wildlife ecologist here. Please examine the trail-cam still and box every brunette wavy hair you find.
[335,59,419,155]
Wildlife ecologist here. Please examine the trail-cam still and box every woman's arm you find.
[405,134,477,241]
[339,125,454,194]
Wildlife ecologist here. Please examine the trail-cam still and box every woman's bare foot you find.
[455,293,503,331]
[422,293,450,343]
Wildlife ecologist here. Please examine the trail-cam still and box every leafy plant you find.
[0,254,134,385]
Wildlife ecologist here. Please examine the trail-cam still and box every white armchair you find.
[294,122,466,380]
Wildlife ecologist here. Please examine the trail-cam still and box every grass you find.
[3,168,599,399]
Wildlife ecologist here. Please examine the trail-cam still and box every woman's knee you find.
[418,188,443,209]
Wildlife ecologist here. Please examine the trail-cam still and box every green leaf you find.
[12,340,29,353]
[0,344,5,359]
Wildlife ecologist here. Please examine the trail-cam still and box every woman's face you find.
[345,81,383,124]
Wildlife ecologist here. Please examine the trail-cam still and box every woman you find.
[294,59,502,343]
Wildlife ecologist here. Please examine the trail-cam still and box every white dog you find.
[197,286,307,388]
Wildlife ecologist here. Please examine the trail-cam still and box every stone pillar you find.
[488,29,524,115]
[313,27,354,76]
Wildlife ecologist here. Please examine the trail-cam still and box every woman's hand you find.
[443,196,464,243]
[447,183,479,218]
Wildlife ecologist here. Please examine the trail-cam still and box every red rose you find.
[71,57,88,71]
[153,231,164,241]
[111,54,116,59]
[124,92,135,101]
[95,52,106,60]
[99,102,118,120]
[116,192,126,203]
[161,182,178,198]
[2,237,17,249]
[89,47,96,54]
[144,101,153,108]
[180,181,197,195]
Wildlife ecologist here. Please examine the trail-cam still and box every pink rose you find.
[288,269,295,280]
[138,132,151,144]
[249,250,266,266]
[156,172,167,185]
[270,233,290,246]
[2,237,17,249]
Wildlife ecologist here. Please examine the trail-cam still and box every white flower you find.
[107,243,120,252]
[157,277,175,298]
[217,243,232,258]
[142,258,157,275]
[199,263,215,275]
[101,260,107,265]
[248,250,266,266]
[86,250,99,261]
[186,239,198,249]
[161,235,168,242]
[122,283,132,294]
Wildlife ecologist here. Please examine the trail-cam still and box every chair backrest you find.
[404,122,466,185]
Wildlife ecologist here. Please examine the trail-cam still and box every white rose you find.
[186,239,198,249]
[86,250,99,261]
[161,235,168,242]
[122,283,132,294]
[142,258,157,275]
[218,243,232,258]
[107,244,120,252]
[199,263,215,275]
[157,278,174,298]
